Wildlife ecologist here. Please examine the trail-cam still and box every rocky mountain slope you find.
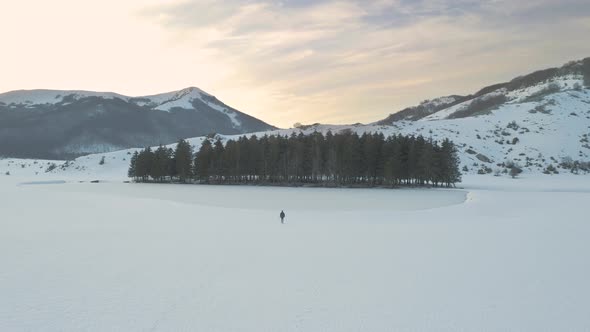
[0,87,275,159]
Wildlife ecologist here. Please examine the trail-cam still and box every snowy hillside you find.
[288,88,590,175]
[373,58,590,175]
[2,58,590,178]
[0,87,274,159]
[3,85,590,180]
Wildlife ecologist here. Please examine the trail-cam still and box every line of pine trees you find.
[128,131,461,187]
[128,139,193,183]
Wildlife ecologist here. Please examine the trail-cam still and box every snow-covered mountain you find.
[370,58,590,174]
[2,58,590,179]
[0,87,275,159]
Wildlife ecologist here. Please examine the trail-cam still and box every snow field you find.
[0,175,589,331]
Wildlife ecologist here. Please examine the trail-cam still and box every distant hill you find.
[378,58,590,123]
[0,87,275,159]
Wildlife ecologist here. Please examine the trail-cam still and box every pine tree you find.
[212,139,225,181]
[342,132,362,184]
[417,140,434,186]
[248,135,265,182]
[324,131,337,184]
[310,131,324,182]
[267,135,281,183]
[398,135,411,185]
[386,136,403,186]
[440,139,462,187]
[583,57,590,87]
[174,139,193,183]
[167,148,177,180]
[361,133,381,185]
[151,145,169,182]
[128,151,139,180]
[136,147,154,182]
[373,133,385,184]
[195,139,213,182]
[431,142,443,187]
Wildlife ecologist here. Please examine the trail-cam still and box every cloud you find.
[136,0,590,127]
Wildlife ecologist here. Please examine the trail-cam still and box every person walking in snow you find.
[280,210,285,224]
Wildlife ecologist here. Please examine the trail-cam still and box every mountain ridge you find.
[0,86,275,159]
[377,57,590,124]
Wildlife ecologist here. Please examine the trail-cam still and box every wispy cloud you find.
[134,0,590,126]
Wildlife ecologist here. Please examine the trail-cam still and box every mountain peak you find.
[180,86,206,95]
[0,86,275,159]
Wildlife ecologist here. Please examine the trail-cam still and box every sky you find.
[0,0,589,128]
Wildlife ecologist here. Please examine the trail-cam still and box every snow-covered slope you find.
[371,58,590,174]
[286,86,590,175]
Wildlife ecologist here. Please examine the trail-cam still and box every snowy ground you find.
[1,175,589,331]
